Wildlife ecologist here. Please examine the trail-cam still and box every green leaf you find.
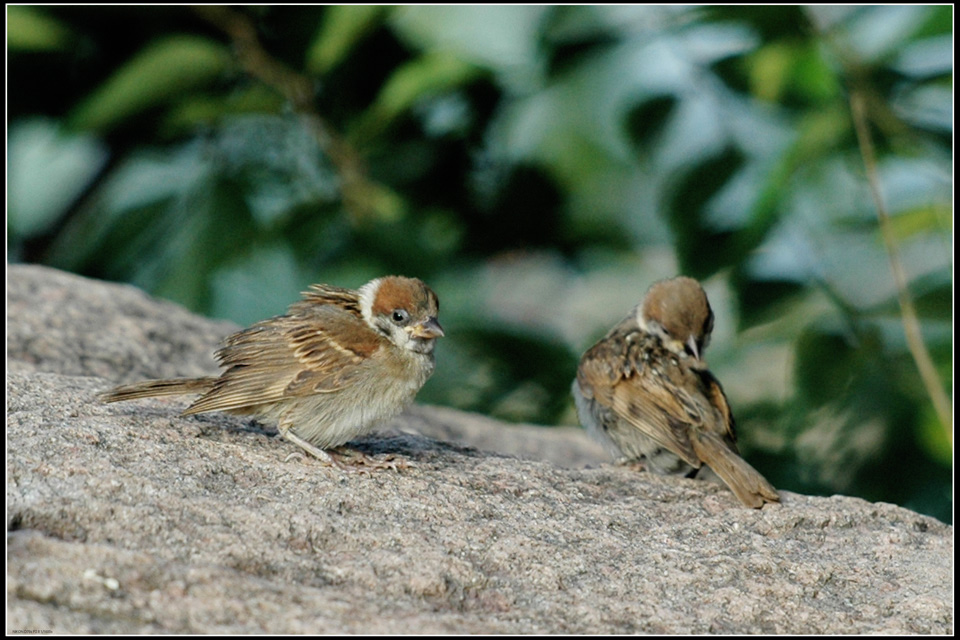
[305,5,388,75]
[748,41,795,103]
[863,271,952,320]
[888,204,953,240]
[666,146,746,279]
[911,5,953,39]
[792,104,852,161]
[732,274,805,331]
[623,94,678,154]
[794,327,858,408]
[161,85,286,135]
[7,6,71,51]
[917,401,953,465]
[356,51,483,140]
[345,181,407,223]
[699,5,812,40]
[8,118,108,238]
[69,35,230,133]
[751,41,842,106]
[150,176,259,311]
[791,45,842,104]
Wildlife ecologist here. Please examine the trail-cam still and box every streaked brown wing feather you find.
[580,321,702,467]
[575,342,618,402]
[283,306,382,395]
[183,301,380,415]
[700,369,738,445]
[609,369,702,468]
[288,284,362,315]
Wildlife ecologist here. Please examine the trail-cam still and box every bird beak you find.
[407,317,444,339]
[686,335,701,361]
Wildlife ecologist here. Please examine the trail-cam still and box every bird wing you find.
[608,360,703,468]
[183,301,381,415]
[578,325,703,468]
[288,283,363,316]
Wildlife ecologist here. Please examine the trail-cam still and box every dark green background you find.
[8,6,953,522]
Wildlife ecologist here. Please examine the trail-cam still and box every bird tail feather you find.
[691,431,780,508]
[99,377,217,404]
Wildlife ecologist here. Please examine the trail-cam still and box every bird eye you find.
[391,309,409,324]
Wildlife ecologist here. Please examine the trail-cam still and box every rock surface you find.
[6,264,953,634]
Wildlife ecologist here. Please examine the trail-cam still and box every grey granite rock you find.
[6,264,953,634]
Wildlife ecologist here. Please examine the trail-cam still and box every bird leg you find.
[282,431,410,472]
[615,457,649,472]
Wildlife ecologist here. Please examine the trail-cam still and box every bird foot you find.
[615,457,648,472]
[328,447,413,473]
[282,432,411,473]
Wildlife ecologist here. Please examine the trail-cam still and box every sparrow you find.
[572,276,779,508]
[100,276,444,470]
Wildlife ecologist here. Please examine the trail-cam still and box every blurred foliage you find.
[8,6,952,522]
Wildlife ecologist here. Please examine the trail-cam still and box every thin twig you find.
[193,6,377,221]
[849,90,952,434]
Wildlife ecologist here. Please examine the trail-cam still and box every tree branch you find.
[193,6,391,222]
[849,90,952,435]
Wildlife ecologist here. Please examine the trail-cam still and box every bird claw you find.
[283,451,306,464]
[615,457,649,472]
[281,431,411,472]
[328,448,414,473]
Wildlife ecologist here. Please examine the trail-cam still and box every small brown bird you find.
[572,276,779,508]
[100,276,444,469]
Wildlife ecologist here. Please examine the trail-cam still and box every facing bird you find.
[572,276,779,508]
[100,276,444,469]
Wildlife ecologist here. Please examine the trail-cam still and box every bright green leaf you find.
[69,35,230,133]
[749,42,794,102]
[357,51,482,139]
[7,6,70,51]
[305,5,388,75]
[792,45,842,103]
[916,402,953,465]
[888,204,953,240]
